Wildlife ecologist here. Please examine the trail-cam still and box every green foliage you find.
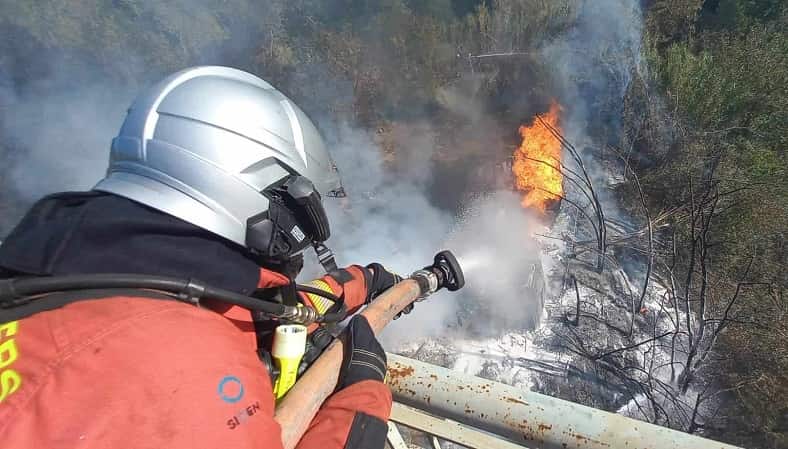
[645,0,703,48]
[642,2,787,447]
[653,17,787,259]
[704,0,785,29]
[657,23,788,138]
[265,0,574,124]
[0,0,573,123]
[0,0,273,82]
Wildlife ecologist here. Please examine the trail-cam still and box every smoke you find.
[0,68,132,232]
[541,0,644,222]
[315,120,544,346]
[322,124,448,274]
[1,81,133,201]
[0,0,644,351]
[316,123,453,345]
[544,0,643,137]
[0,0,273,235]
[446,192,545,334]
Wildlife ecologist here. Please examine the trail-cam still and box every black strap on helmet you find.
[246,175,333,263]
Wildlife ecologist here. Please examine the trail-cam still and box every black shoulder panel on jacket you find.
[0,192,262,294]
[344,412,387,449]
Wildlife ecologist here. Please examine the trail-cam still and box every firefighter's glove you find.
[338,315,387,390]
[365,263,402,303]
[297,327,334,376]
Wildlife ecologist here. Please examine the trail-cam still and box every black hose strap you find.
[0,274,288,317]
[0,289,175,323]
[0,275,348,324]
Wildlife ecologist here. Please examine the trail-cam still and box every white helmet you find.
[94,66,342,260]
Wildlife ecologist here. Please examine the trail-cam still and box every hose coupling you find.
[410,269,439,299]
[279,306,320,325]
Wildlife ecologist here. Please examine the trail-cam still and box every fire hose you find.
[275,250,465,449]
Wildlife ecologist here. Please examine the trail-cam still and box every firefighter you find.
[0,66,399,449]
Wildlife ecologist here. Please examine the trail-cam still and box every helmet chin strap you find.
[312,242,338,273]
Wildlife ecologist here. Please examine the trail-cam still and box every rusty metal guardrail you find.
[387,353,741,449]
[388,401,527,449]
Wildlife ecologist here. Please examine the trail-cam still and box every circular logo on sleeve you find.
[217,376,244,403]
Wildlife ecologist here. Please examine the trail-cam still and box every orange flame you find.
[512,102,563,213]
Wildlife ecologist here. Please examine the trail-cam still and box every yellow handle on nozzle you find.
[272,324,308,399]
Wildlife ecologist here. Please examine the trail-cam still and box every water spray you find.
[455,249,492,276]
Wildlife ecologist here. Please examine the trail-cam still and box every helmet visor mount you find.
[246,175,332,263]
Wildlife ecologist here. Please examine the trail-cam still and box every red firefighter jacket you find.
[0,265,391,449]
[0,192,391,449]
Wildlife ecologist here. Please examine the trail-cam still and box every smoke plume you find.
[0,80,133,206]
[0,0,645,351]
[0,0,271,234]
[542,0,644,221]
[320,123,544,346]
